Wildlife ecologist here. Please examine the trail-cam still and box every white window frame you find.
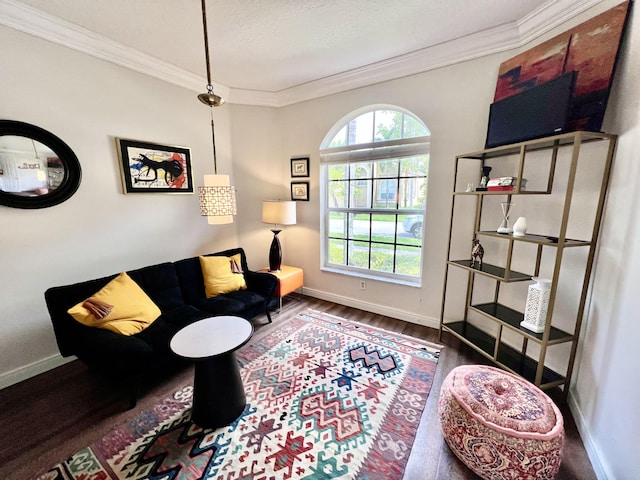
[319,106,430,286]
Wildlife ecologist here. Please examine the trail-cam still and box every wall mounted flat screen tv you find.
[485,71,577,149]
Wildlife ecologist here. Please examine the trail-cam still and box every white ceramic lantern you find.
[521,278,551,333]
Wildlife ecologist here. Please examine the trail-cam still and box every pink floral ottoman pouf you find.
[438,365,564,480]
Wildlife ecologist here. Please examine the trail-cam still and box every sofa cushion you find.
[199,254,247,297]
[193,290,266,318]
[67,272,161,336]
[128,262,186,311]
[159,305,211,329]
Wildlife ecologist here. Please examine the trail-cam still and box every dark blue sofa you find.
[44,248,276,404]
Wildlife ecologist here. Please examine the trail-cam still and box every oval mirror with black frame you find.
[0,120,81,209]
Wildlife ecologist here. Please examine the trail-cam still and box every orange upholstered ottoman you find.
[438,365,564,480]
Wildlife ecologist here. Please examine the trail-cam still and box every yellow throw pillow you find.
[200,254,247,298]
[67,272,161,335]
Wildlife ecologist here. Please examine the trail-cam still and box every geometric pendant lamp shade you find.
[198,174,237,225]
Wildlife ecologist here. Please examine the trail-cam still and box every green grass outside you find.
[328,240,421,276]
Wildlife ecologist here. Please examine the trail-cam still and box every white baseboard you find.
[568,390,611,480]
[301,287,440,330]
[0,353,74,390]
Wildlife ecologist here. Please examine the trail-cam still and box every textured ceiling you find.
[15,0,551,93]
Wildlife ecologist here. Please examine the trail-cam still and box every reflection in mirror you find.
[0,136,63,196]
[0,120,81,209]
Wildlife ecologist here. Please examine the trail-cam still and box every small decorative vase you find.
[497,202,514,233]
[521,278,552,333]
[513,216,527,237]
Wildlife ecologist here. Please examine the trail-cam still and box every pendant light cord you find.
[210,108,218,174]
[201,0,212,88]
[201,0,218,174]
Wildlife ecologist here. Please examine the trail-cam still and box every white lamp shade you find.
[262,200,296,225]
[199,174,237,225]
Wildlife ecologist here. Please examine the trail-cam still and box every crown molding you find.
[517,0,603,44]
[0,0,604,108]
[0,0,230,100]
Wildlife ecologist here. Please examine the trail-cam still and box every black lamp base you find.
[268,229,282,272]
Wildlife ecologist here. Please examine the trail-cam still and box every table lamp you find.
[262,200,296,271]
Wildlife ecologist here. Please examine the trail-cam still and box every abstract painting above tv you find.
[493,0,630,133]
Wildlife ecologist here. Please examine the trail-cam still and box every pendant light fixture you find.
[196,0,236,225]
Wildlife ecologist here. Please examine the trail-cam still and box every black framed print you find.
[291,181,309,201]
[291,157,309,177]
[116,138,193,194]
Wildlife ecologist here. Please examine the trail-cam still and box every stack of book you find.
[487,177,527,191]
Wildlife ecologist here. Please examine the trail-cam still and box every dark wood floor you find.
[0,295,595,479]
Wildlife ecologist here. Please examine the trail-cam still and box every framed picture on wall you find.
[116,138,193,194]
[291,181,309,201]
[291,157,309,177]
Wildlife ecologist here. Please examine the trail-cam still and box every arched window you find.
[320,106,430,285]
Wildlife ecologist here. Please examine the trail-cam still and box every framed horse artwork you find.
[116,138,193,194]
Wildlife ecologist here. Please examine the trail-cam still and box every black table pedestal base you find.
[191,352,246,429]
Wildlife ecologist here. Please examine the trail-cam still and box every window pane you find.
[373,179,398,208]
[370,242,395,272]
[329,238,346,264]
[348,240,369,268]
[395,245,422,276]
[370,214,397,242]
[329,125,347,148]
[374,159,399,178]
[350,180,372,209]
[404,115,429,137]
[328,211,346,238]
[398,177,426,209]
[350,213,370,240]
[374,110,404,141]
[328,180,347,208]
[328,164,347,180]
[398,214,423,244]
[350,162,371,179]
[349,112,374,145]
[400,155,428,177]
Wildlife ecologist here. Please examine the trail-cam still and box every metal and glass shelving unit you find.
[439,131,617,394]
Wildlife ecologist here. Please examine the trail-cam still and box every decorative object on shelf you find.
[470,239,484,268]
[513,216,527,237]
[497,201,514,233]
[116,138,193,194]
[290,157,309,177]
[290,181,309,201]
[465,183,475,192]
[477,166,492,191]
[521,277,552,333]
[487,176,527,192]
[196,0,236,224]
[262,200,297,272]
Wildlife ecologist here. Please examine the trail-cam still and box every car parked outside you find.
[402,215,423,238]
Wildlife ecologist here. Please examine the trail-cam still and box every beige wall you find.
[1,1,638,477]
[0,26,240,383]
[231,56,499,326]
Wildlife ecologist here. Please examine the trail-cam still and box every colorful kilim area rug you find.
[40,309,440,480]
